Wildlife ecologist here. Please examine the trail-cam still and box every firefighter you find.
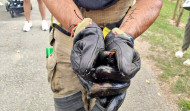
[44,0,163,110]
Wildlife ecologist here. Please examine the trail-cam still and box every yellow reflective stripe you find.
[51,14,61,28]
[51,14,55,29]
[103,27,111,39]
[57,22,61,26]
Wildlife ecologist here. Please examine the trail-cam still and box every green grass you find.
[141,0,190,109]
[173,78,190,94]
[179,100,190,111]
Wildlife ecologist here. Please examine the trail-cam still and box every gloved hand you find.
[94,92,126,111]
[76,51,130,98]
[105,28,141,80]
[70,18,105,79]
[77,74,130,98]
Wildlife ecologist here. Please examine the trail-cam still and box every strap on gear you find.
[50,15,71,36]
[102,6,131,38]
[49,14,123,37]
[49,6,131,37]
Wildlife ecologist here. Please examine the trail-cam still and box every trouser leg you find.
[182,15,190,51]
[47,28,90,111]
[54,92,85,111]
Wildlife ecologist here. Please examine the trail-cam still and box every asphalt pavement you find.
[0,1,178,111]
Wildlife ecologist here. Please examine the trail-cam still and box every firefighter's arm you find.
[42,0,82,29]
[119,0,163,39]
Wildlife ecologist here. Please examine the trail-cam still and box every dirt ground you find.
[135,37,179,110]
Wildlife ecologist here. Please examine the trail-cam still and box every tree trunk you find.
[176,0,185,27]
[172,0,180,20]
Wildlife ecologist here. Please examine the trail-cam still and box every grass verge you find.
[141,0,190,109]
[179,100,190,111]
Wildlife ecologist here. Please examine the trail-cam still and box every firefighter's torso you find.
[79,0,134,26]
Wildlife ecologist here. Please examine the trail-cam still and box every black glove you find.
[77,74,130,98]
[95,91,126,111]
[70,18,105,79]
[94,65,129,83]
[105,28,141,80]
[76,51,130,98]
